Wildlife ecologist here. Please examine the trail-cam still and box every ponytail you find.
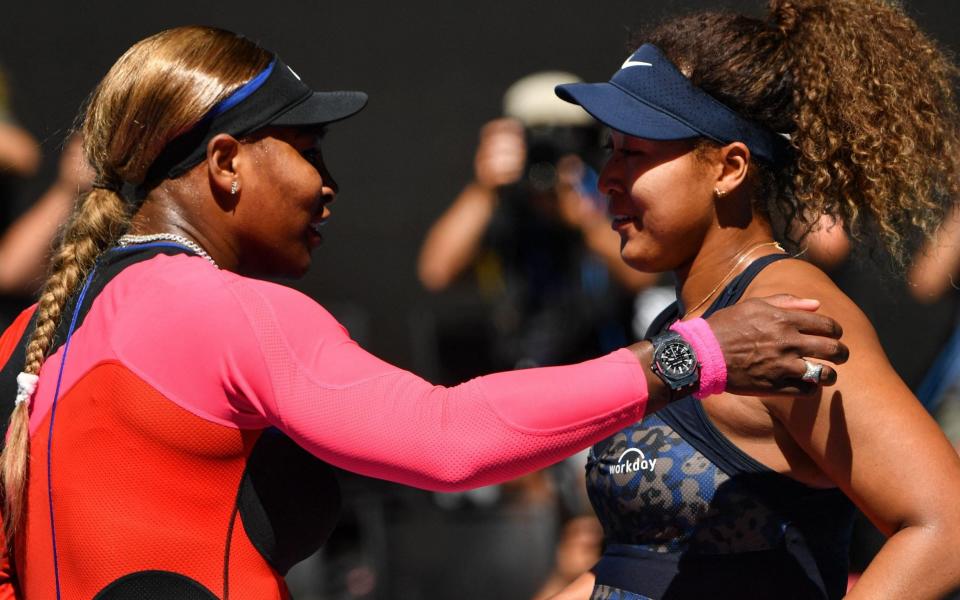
[1,186,129,543]
[770,0,960,260]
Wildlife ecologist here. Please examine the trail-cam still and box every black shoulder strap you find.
[702,253,791,318]
[643,301,681,340]
[646,253,791,336]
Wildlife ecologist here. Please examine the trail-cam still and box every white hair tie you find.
[15,372,39,407]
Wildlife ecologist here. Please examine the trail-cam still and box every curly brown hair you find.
[633,0,960,263]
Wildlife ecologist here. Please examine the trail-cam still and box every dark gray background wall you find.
[1,0,957,367]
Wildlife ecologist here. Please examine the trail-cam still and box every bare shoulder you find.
[742,256,897,417]
[745,256,882,350]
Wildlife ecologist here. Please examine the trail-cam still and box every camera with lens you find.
[523,124,602,192]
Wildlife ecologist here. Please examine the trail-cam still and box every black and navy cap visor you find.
[143,57,368,186]
[556,80,700,142]
[555,44,791,165]
[271,90,367,128]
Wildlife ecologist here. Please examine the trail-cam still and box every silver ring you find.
[801,360,823,384]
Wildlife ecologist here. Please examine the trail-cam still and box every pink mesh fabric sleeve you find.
[227,277,650,492]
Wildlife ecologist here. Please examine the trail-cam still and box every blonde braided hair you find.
[1,25,270,546]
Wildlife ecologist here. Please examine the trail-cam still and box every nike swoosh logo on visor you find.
[620,60,653,69]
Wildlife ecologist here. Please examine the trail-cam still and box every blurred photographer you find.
[415,71,656,599]
[419,72,654,373]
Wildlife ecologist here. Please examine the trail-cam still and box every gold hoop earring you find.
[230,180,239,195]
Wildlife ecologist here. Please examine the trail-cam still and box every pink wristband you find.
[669,318,726,399]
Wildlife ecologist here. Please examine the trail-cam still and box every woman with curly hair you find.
[550,1,960,599]
[0,25,849,599]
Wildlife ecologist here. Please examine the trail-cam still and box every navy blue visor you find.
[142,56,368,187]
[555,44,791,165]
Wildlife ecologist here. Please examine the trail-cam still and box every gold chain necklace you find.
[683,241,784,316]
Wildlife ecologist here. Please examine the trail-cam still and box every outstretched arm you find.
[230,279,847,492]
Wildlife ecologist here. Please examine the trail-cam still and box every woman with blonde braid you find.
[0,26,848,599]
[548,1,960,599]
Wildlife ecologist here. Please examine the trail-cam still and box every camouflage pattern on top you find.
[586,411,787,557]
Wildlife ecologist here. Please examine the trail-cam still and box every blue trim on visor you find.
[206,59,276,120]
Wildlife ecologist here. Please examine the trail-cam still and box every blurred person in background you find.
[0,136,93,310]
[0,66,41,326]
[910,211,960,599]
[912,205,960,450]
[419,73,658,599]
[0,68,39,181]
[418,72,656,377]
[0,66,90,328]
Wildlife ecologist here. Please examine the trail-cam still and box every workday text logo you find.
[608,447,657,475]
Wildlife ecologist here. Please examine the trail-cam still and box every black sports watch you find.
[647,331,700,398]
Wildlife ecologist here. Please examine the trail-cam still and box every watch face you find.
[656,341,696,378]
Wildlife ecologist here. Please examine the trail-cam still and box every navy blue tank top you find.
[586,254,854,600]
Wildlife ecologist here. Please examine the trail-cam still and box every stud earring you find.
[230,180,239,195]
[714,187,727,199]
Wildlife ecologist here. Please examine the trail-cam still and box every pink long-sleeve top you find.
[28,252,650,489]
[0,247,651,599]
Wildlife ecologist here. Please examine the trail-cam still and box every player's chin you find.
[620,246,664,273]
[283,232,319,278]
[285,249,313,279]
[245,246,313,280]
[621,237,690,274]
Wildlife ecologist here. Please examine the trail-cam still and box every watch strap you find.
[647,330,700,399]
[669,318,726,398]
